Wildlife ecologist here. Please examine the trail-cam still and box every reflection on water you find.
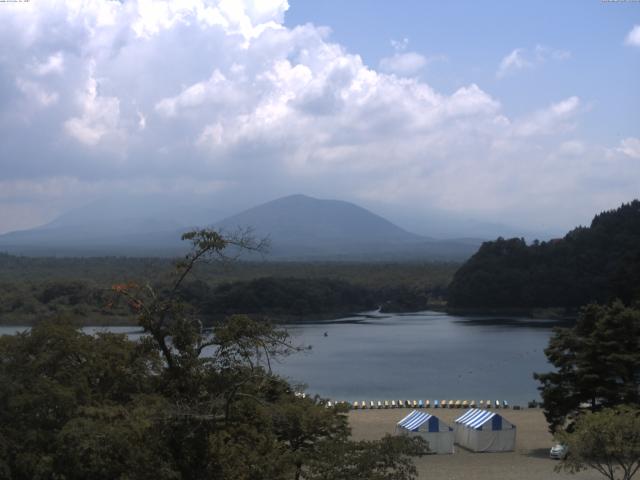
[0,310,560,405]
[454,317,573,329]
[274,310,558,405]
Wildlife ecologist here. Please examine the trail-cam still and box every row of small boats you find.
[326,399,509,409]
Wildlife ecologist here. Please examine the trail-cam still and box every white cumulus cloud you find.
[625,25,640,48]
[16,78,59,107]
[379,38,442,76]
[617,137,640,159]
[497,49,532,78]
[512,96,581,137]
[0,0,636,234]
[497,45,570,78]
[64,71,122,146]
[31,52,65,76]
[379,52,428,76]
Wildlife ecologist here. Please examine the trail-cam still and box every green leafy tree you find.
[556,406,640,480]
[0,229,429,479]
[307,435,428,480]
[0,320,167,479]
[271,397,351,480]
[448,200,640,309]
[534,301,640,432]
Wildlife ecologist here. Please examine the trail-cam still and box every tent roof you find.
[397,410,435,431]
[454,409,502,430]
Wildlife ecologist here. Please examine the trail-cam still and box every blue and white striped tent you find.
[396,410,454,454]
[454,409,516,452]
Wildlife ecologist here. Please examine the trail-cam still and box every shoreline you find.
[444,306,577,320]
[0,305,579,327]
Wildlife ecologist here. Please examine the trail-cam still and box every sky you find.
[0,0,638,237]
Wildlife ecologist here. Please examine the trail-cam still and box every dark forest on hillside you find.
[447,201,640,309]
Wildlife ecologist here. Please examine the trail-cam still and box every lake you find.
[0,311,564,405]
[273,310,563,405]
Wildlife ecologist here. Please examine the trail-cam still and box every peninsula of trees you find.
[447,200,640,310]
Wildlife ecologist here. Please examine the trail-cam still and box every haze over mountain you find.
[215,194,481,260]
[372,205,554,242]
[0,194,481,260]
[1,1,637,252]
[0,195,232,257]
[217,194,421,243]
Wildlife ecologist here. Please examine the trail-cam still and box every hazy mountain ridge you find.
[212,194,481,260]
[217,194,424,243]
[0,194,481,260]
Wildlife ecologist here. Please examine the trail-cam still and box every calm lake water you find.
[0,311,564,405]
[273,310,563,405]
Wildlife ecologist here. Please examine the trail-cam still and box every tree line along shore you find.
[0,202,639,480]
[0,257,453,326]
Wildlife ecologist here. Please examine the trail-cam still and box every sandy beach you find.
[349,408,601,480]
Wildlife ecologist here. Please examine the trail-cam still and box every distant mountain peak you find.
[216,194,420,243]
[278,193,313,201]
[0,193,481,260]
